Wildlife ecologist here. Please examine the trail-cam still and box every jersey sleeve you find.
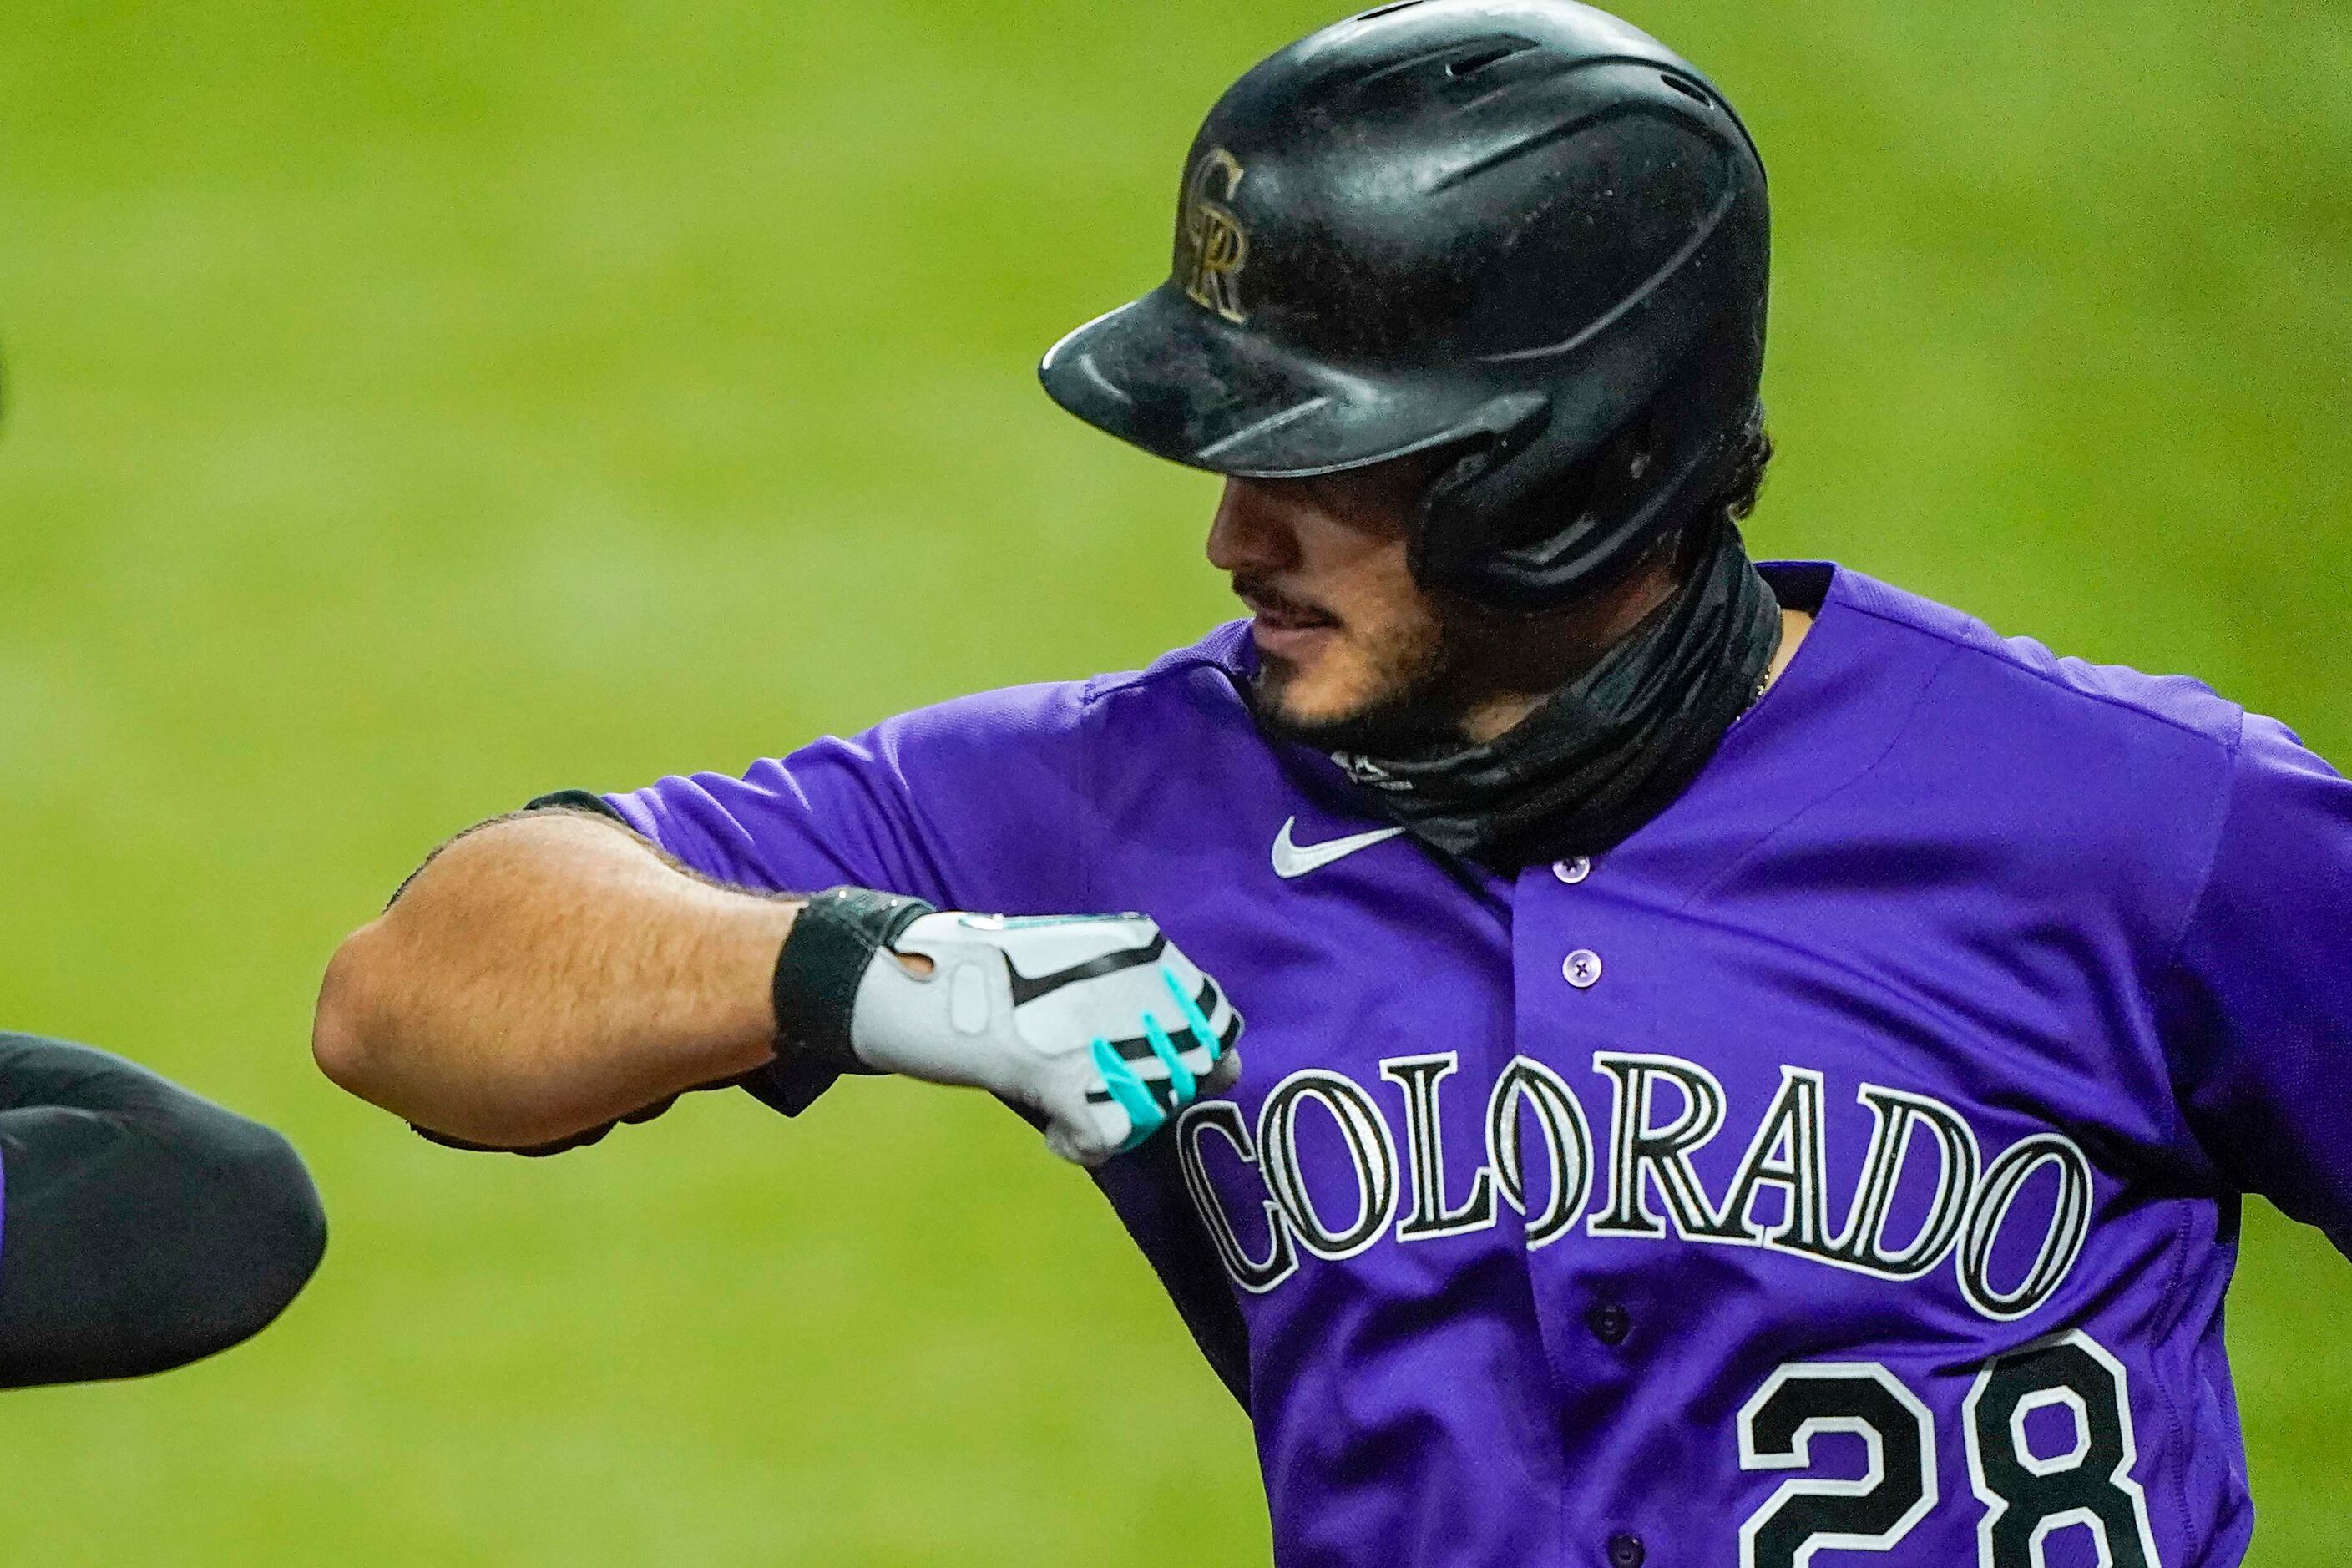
[2162,713,2352,1256]
[599,680,1102,908]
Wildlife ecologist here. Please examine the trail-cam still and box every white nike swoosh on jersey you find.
[1271,817,1408,879]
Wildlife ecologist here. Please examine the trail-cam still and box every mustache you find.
[1230,574,1338,627]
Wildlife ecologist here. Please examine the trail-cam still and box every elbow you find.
[134,1118,328,1378]
[245,1122,329,1288]
[196,1120,329,1361]
[311,926,387,1101]
[311,923,579,1150]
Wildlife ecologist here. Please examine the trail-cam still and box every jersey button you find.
[1562,949,1603,989]
[1551,856,1592,884]
[1588,1302,1631,1346]
[1606,1534,1645,1568]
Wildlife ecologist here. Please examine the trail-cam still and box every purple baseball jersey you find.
[602,563,2351,1568]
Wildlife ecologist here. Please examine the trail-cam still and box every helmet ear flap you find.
[1414,392,1668,613]
[1409,342,1764,615]
[1409,392,1552,601]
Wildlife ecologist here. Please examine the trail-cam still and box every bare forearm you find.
[313,812,797,1146]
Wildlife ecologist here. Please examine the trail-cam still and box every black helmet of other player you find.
[1039,0,1769,613]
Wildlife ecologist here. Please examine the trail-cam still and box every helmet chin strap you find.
[1327,509,1783,867]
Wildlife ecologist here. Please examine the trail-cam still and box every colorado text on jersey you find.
[1177,1050,2092,1323]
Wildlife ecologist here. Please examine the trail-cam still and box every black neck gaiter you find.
[1330,518,1783,867]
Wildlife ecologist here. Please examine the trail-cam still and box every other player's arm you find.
[0,1033,326,1388]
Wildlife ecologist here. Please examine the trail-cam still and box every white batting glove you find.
[771,889,1242,1166]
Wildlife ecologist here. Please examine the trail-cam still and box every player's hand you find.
[777,889,1243,1166]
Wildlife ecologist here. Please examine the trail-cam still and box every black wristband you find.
[770,886,937,1075]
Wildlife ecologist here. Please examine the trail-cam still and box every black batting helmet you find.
[1039,0,1769,613]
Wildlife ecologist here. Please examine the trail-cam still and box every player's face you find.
[1206,453,1460,751]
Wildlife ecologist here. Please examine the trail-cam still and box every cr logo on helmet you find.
[1180,148,1250,323]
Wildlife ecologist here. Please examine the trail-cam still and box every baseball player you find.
[314,3,2348,1563]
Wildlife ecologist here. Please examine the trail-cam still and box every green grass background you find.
[0,0,2345,1560]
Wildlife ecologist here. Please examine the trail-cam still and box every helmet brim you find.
[1039,284,1495,480]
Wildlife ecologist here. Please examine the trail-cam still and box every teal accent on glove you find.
[1162,966,1224,1062]
[1142,1012,1196,1101]
[1093,1036,1166,1152]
